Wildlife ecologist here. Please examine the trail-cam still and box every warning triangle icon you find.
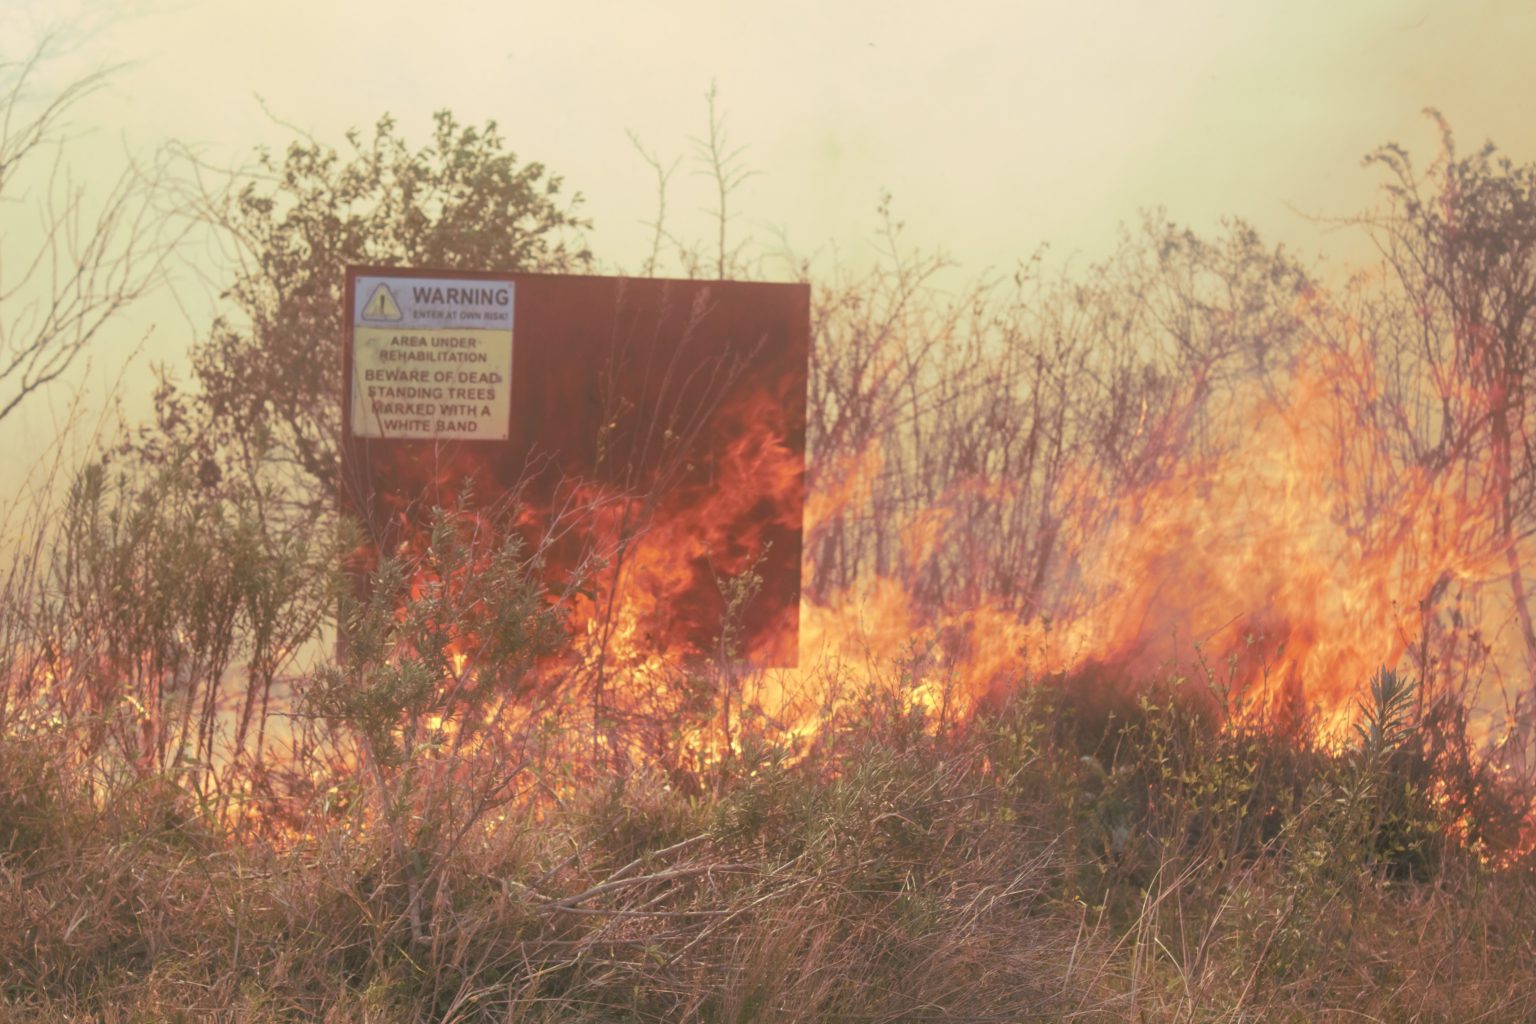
[361,283,403,321]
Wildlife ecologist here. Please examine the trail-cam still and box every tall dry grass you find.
[2,665,1533,1021]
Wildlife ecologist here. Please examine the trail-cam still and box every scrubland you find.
[5,103,1536,1020]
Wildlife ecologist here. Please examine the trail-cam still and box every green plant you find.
[15,446,327,812]
[1334,667,1440,877]
[308,501,567,951]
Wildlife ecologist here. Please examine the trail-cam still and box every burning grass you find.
[2,671,1534,1022]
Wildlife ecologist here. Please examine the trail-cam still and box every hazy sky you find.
[3,0,1534,489]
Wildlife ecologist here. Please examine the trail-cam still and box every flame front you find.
[330,265,1536,818]
[43,256,1522,848]
[791,331,1521,745]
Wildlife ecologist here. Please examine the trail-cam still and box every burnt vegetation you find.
[2,74,1536,1023]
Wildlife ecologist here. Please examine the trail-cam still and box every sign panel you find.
[349,274,514,440]
[341,267,809,667]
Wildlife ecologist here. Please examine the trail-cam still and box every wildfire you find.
[564,323,1528,785]
[32,271,1527,851]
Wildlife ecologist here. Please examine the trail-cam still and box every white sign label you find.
[350,275,514,440]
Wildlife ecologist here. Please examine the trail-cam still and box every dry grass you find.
[3,679,1534,1023]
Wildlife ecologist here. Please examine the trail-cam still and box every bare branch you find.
[0,37,181,424]
[690,81,758,280]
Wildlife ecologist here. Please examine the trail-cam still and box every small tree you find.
[309,502,567,948]
[182,111,591,507]
[1362,114,1536,681]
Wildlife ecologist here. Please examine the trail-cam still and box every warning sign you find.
[349,274,514,440]
[361,282,403,321]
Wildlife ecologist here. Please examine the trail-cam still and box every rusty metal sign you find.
[341,267,809,667]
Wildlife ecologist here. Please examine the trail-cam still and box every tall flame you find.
[771,333,1522,748]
